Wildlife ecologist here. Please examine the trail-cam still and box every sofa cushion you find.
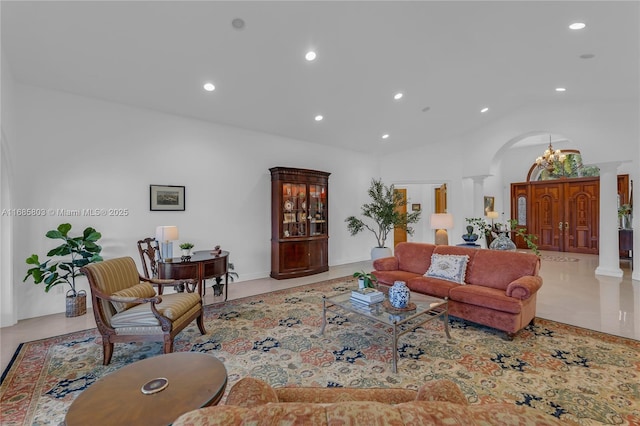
[465,250,539,290]
[225,377,279,407]
[110,292,201,326]
[449,285,522,314]
[372,270,421,287]
[394,242,436,274]
[407,276,458,299]
[110,282,156,313]
[424,254,469,284]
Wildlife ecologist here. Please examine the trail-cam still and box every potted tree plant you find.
[23,223,103,317]
[346,178,421,259]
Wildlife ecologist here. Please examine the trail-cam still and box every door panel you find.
[531,184,563,251]
[564,180,599,253]
[280,241,309,271]
[393,189,407,247]
[510,184,529,249]
[513,177,609,254]
[308,239,328,270]
[435,184,447,213]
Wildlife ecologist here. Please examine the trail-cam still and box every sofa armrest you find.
[506,275,542,300]
[373,256,399,271]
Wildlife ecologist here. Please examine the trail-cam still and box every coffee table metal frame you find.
[320,291,451,373]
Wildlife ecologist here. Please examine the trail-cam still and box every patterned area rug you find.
[1,277,639,425]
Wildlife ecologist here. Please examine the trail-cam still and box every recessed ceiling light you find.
[305,51,317,61]
[480,107,489,113]
[381,134,390,140]
[231,18,245,30]
[203,83,215,92]
[555,87,566,92]
[569,22,586,30]
[394,92,403,100]
[314,115,323,121]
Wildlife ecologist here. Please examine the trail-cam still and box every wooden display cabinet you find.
[270,167,330,279]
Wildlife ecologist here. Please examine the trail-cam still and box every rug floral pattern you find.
[1,277,639,425]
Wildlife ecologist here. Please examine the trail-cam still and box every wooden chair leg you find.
[103,341,114,365]
[163,337,174,354]
[197,313,206,335]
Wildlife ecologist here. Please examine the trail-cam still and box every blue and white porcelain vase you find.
[389,281,410,308]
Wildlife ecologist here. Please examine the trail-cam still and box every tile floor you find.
[1,251,637,374]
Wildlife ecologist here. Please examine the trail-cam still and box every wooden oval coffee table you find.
[65,352,227,426]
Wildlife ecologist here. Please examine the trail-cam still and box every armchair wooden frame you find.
[82,257,206,365]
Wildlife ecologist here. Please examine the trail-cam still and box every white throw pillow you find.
[424,254,470,284]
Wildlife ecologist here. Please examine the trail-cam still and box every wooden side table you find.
[619,229,633,270]
[65,352,227,426]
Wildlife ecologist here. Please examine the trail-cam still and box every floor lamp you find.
[156,225,179,259]
[431,213,454,245]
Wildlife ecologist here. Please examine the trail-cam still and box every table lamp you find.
[486,211,499,230]
[430,213,454,245]
[156,225,179,259]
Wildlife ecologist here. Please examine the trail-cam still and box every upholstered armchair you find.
[81,257,206,365]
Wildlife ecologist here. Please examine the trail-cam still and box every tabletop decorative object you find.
[388,281,410,309]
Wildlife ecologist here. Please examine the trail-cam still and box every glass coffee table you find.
[320,290,451,373]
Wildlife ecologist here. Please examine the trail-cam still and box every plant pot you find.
[371,247,392,260]
[66,290,87,317]
[181,249,191,256]
[358,278,365,289]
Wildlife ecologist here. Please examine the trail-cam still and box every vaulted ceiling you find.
[2,1,638,154]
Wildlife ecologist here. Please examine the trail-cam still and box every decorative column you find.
[464,175,491,217]
[595,162,623,278]
[596,275,622,335]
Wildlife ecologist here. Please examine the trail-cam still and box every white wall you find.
[9,84,378,320]
[1,48,18,327]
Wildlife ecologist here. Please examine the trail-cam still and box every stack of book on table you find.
[351,288,384,305]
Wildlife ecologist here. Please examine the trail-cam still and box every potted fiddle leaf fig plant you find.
[346,178,421,259]
[24,223,103,317]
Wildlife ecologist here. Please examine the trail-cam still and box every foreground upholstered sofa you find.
[372,242,541,338]
[173,377,563,425]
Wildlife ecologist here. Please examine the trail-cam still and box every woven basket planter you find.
[66,290,87,317]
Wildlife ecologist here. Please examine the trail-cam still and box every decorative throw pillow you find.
[111,282,156,313]
[424,254,470,284]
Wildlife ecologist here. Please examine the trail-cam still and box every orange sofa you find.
[372,242,542,338]
[173,377,563,425]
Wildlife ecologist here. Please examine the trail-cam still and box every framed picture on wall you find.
[411,203,421,211]
[484,196,495,215]
[150,185,185,211]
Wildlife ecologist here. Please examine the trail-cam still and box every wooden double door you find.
[511,178,599,254]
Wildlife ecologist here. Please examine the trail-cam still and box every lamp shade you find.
[156,225,179,242]
[486,211,499,219]
[430,213,453,230]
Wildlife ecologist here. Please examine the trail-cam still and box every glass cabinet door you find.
[309,184,327,236]
[282,183,307,238]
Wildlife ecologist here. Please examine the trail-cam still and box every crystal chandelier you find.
[535,136,566,171]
